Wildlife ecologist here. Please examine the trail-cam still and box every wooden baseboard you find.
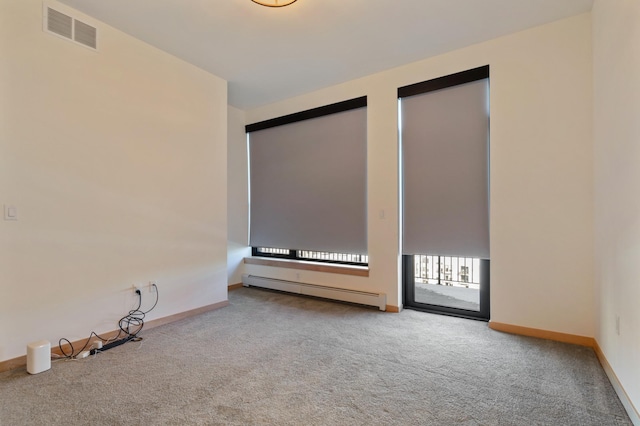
[143,300,229,330]
[0,300,229,374]
[489,322,638,423]
[0,355,27,373]
[593,341,640,425]
[488,321,595,347]
[228,283,243,291]
[385,305,401,313]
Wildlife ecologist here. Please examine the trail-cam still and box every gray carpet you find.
[0,287,632,425]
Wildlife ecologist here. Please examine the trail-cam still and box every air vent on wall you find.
[47,7,72,39]
[44,5,98,51]
[73,19,97,49]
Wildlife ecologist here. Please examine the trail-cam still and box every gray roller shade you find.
[401,77,489,259]
[248,106,367,254]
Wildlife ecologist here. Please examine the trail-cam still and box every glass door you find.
[403,255,490,320]
[399,67,491,321]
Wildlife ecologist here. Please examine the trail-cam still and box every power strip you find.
[89,337,133,355]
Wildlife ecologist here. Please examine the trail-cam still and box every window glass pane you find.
[413,255,480,311]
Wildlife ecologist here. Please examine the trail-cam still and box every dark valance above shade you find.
[400,67,490,259]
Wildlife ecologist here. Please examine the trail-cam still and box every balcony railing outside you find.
[256,247,290,255]
[254,247,368,266]
[298,250,368,264]
[414,255,480,289]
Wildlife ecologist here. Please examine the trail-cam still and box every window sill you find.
[244,257,369,277]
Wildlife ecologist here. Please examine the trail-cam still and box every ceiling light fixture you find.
[251,0,297,7]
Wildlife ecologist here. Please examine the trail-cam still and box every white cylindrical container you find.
[27,340,51,374]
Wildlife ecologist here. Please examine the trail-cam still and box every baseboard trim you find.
[593,341,640,425]
[488,321,594,347]
[228,283,243,291]
[0,300,229,374]
[143,300,229,330]
[0,355,27,374]
[385,305,401,313]
[489,321,638,424]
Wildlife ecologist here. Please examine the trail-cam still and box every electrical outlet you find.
[149,281,157,292]
[132,285,141,295]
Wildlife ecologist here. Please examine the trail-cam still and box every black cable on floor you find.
[58,284,159,358]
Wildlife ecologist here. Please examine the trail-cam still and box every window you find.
[252,247,368,266]
[247,97,368,265]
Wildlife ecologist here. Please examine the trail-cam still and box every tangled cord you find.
[58,284,159,359]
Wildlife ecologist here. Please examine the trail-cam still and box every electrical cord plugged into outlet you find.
[57,283,159,361]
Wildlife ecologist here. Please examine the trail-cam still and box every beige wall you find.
[0,0,228,362]
[240,13,594,335]
[593,0,640,416]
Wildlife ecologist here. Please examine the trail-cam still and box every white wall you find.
[0,0,228,362]
[227,105,250,285]
[593,0,640,415]
[240,13,594,335]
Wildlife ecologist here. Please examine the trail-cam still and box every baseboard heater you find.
[242,274,386,311]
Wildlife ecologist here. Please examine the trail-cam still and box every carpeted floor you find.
[0,287,632,425]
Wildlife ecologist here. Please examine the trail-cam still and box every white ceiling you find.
[58,0,594,109]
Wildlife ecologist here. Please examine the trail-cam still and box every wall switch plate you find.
[4,205,17,221]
